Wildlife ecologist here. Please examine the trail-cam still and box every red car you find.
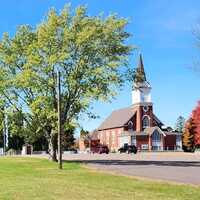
[91,145,109,154]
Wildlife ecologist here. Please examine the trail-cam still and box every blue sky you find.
[1,0,200,132]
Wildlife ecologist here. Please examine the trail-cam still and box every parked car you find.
[65,148,78,154]
[91,145,109,154]
[118,144,137,154]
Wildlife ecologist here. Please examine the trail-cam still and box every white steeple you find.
[132,54,152,104]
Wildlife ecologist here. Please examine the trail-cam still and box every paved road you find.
[62,152,200,185]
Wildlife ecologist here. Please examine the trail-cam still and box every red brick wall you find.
[136,106,142,132]
[134,104,153,132]
[164,135,176,150]
[98,128,123,150]
[79,138,86,151]
[136,135,149,150]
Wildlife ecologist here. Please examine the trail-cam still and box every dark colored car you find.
[91,145,109,154]
[118,144,137,154]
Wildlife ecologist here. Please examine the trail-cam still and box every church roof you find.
[153,114,163,126]
[98,106,163,131]
[98,107,137,131]
[164,131,182,136]
[89,129,99,140]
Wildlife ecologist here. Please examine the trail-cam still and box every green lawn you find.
[0,157,199,200]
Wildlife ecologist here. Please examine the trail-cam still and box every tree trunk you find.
[48,132,57,162]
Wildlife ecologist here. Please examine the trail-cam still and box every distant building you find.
[96,54,182,151]
[79,130,100,152]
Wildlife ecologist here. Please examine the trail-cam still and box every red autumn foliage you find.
[192,101,200,147]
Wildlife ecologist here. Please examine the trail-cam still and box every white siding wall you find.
[119,136,130,147]
[132,87,151,104]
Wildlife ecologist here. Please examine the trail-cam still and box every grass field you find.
[0,157,199,200]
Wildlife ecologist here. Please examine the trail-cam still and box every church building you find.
[96,54,182,151]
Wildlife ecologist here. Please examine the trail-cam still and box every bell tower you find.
[132,54,153,132]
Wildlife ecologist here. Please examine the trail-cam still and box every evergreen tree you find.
[174,116,185,132]
[182,118,196,152]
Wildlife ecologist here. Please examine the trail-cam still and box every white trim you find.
[147,127,166,137]
[128,121,133,130]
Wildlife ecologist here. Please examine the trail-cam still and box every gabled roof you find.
[164,131,182,136]
[144,126,166,136]
[153,114,164,126]
[98,106,163,131]
[89,129,99,140]
[98,107,136,131]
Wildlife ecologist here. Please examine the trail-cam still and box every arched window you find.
[152,130,161,150]
[143,116,150,128]
[152,130,161,142]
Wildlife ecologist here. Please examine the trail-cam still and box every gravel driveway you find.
[62,152,200,185]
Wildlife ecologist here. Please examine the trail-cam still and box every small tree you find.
[192,101,200,148]
[80,128,90,148]
[182,118,196,152]
[80,128,89,138]
[174,116,185,132]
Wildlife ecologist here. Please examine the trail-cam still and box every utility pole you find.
[3,115,6,155]
[57,70,62,169]
[3,107,8,156]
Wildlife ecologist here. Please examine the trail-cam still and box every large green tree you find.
[0,5,133,161]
